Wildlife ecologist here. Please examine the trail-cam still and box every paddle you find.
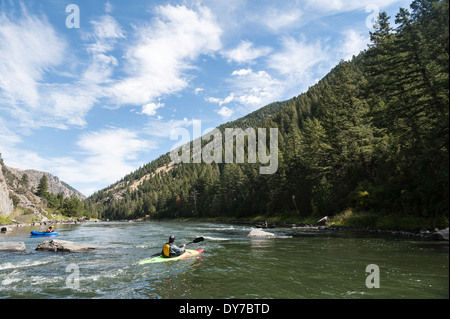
[149,237,204,257]
[185,236,204,246]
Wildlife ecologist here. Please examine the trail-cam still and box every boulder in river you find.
[36,239,97,252]
[432,228,449,241]
[316,216,330,226]
[1,226,12,233]
[0,241,26,252]
[247,228,277,238]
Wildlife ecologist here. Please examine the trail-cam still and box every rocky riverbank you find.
[225,216,449,241]
[0,239,98,252]
[292,224,449,241]
[1,218,90,233]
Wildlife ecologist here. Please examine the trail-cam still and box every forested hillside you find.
[86,0,448,226]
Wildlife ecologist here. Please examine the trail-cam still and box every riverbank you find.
[171,209,448,231]
[0,217,91,233]
[165,210,449,241]
[2,209,447,241]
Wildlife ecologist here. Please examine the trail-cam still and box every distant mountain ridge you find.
[6,166,86,200]
[0,156,85,221]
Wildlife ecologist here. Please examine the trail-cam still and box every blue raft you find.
[31,231,59,237]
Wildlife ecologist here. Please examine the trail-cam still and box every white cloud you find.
[39,83,101,128]
[207,68,283,112]
[223,41,272,64]
[141,102,164,116]
[143,117,195,139]
[0,117,21,149]
[60,128,154,194]
[216,106,234,119]
[339,29,369,61]
[268,36,330,77]
[263,8,303,31]
[0,127,155,196]
[90,15,125,42]
[0,5,223,133]
[77,128,149,160]
[110,4,222,106]
[304,0,403,13]
[82,15,124,84]
[0,10,66,109]
[208,34,334,117]
[0,10,124,130]
[232,68,253,76]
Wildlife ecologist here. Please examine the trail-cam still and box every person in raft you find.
[46,225,55,233]
[162,235,185,258]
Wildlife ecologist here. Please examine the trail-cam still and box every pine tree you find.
[36,175,49,198]
[21,173,29,188]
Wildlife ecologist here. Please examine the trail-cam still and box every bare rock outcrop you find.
[36,240,97,252]
[0,166,14,216]
[6,167,85,200]
[247,228,277,238]
[432,228,449,241]
[0,241,26,252]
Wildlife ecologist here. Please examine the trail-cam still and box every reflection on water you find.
[1,221,448,299]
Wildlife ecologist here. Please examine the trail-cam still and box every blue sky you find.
[0,0,411,196]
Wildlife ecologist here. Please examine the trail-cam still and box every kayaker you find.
[46,225,55,233]
[161,235,185,258]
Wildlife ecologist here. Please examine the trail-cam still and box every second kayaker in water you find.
[161,235,185,258]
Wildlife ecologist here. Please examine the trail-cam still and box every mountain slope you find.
[0,156,87,222]
[87,0,448,225]
[6,166,86,200]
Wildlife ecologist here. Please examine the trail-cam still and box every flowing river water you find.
[0,221,448,299]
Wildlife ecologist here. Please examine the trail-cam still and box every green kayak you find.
[138,249,204,265]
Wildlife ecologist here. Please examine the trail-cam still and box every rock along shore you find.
[225,217,449,242]
[0,239,98,252]
[1,218,90,234]
[36,239,98,252]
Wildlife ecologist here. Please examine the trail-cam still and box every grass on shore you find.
[0,206,87,225]
[328,209,449,231]
[177,209,448,231]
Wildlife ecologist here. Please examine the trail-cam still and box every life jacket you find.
[162,242,172,258]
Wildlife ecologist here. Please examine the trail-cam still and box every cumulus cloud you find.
[207,34,333,117]
[0,10,66,109]
[1,4,223,129]
[0,4,225,195]
[304,0,403,13]
[267,36,330,77]
[0,10,125,130]
[263,8,303,31]
[223,41,272,64]
[0,127,155,196]
[216,106,234,119]
[109,4,222,106]
[207,68,283,113]
[61,128,154,194]
[339,29,369,61]
[141,102,164,116]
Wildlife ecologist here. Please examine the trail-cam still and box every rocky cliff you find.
[0,165,14,216]
[6,166,85,200]
[0,157,85,219]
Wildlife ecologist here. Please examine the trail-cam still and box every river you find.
[0,221,448,299]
